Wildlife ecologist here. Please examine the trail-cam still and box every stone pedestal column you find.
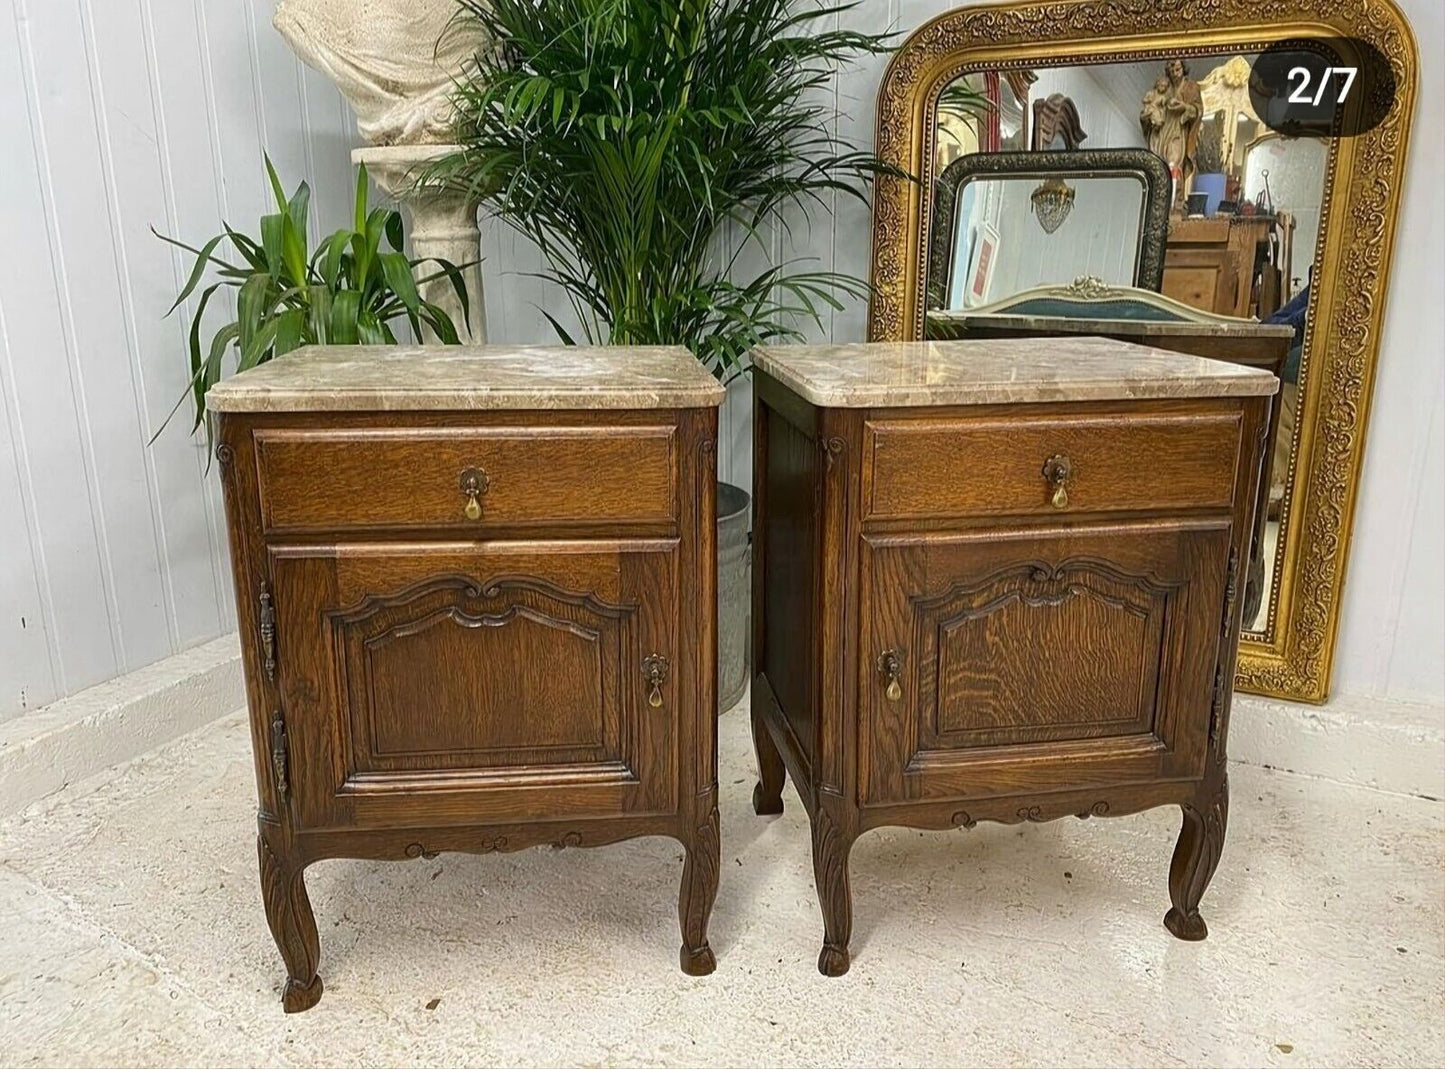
[353,145,486,343]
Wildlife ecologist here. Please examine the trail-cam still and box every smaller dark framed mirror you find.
[927,149,1172,312]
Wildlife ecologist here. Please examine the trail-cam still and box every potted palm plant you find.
[437,0,894,710]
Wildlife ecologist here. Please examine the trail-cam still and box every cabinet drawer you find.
[255,425,676,533]
[864,409,1241,521]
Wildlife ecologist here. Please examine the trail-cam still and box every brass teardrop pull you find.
[877,649,903,702]
[459,467,490,521]
[642,654,670,709]
[1042,454,1072,510]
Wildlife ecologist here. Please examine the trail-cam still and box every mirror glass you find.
[941,172,1147,308]
[926,52,1330,637]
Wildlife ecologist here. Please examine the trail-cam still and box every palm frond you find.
[433,0,910,379]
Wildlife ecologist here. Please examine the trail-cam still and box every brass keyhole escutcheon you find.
[459,467,490,521]
[877,649,903,701]
[642,654,670,709]
[1042,454,1072,510]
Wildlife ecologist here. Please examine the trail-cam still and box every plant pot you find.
[1194,173,1228,217]
[717,482,751,712]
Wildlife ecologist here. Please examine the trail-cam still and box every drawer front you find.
[270,541,680,829]
[255,425,676,533]
[858,522,1230,807]
[865,409,1241,521]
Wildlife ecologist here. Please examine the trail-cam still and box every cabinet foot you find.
[810,807,854,977]
[281,975,324,1013]
[257,834,323,1012]
[677,803,720,976]
[1163,906,1209,941]
[752,782,783,817]
[679,943,717,976]
[1164,775,1229,943]
[750,709,786,815]
[818,944,850,977]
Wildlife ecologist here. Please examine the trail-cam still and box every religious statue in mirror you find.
[1140,59,1202,211]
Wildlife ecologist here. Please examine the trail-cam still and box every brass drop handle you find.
[1042,454,1073,509]
[877,649,903,702]
[642,654,670,709]
[459,467,490,521]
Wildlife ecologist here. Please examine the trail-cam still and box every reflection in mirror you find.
[942,170,1144,306]
[924,52,1330,637]
[936,72,1032,173]
[929,150,1170,311]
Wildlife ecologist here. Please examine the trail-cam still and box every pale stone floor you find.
[1,703,1442,1069]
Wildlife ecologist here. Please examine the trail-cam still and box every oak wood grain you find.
[865,409,1241,520]
[255,424,676,534]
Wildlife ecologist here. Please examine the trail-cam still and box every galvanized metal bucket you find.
[717,482,751,712]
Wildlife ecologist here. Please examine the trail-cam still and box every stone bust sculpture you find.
[273,0,486,145]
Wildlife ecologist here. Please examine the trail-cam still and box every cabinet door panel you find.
[271,541,678,829]
[859,522,1229,806]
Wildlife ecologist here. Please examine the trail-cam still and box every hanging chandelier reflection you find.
[1030,177,1076,234]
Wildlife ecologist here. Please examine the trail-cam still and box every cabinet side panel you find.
[761,403,819,765]
[215,415,277,818]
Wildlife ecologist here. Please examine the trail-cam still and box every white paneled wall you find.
[1,0,1440,718]
[0,0,358,719]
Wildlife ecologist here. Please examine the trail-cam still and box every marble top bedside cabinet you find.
[747,338,1276,975]
[208,346,725,1011]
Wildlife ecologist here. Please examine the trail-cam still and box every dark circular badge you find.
[1248,38,1396,139]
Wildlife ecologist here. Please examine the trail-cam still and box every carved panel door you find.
[268,541,678,830]
[858,522,1230,807]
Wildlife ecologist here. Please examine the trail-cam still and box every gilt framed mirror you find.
[867,0,1418,702]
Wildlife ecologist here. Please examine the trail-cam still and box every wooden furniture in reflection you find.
[1031,93,1086,150]
[749,339,1274,975]
[210,346,725,1012]
[925,280,1292,624]
[1163,215,1289,318]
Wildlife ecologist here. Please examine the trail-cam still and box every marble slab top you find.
[750,337,1279,408]
[206,345,726,412]
[928,310,1296,339]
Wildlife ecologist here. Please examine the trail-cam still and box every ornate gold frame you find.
[866,0,1418,703]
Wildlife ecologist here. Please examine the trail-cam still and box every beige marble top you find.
[750,338,1278,408]
[928,309,1296,339]
[206,345,726,412]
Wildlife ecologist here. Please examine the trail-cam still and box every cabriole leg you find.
[257,833,323,1012]
[678,802,720,975]
[750,708,786,815]
[1164,775,1229,941]
[810,807,855,976]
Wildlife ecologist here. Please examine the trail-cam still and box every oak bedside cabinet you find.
[747,338,1275,975]
[208,345,725,1011]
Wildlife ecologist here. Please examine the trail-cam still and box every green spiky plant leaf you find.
[155,156,472,448]
[433,0,904,381]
